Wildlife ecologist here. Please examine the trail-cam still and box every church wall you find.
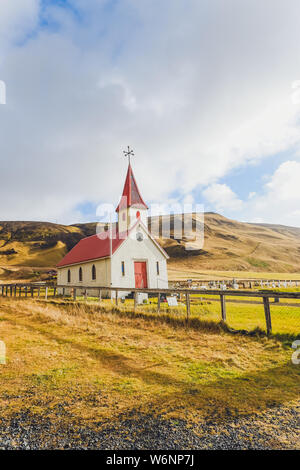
[57,257,111,296]
[111,223,168,291]
[128,207,148,227]
[118,207,148,233]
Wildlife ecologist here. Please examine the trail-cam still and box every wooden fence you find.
[1,282,300,335]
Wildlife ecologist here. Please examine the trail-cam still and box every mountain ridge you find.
[0,213,300,281]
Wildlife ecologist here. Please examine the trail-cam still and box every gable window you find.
[156,261,160,276]
[92,264,96,280]
[121,261,125,276]
[67,269,71,283]
[79,267,83,282]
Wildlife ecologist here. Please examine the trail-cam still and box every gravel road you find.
[0,404,299,450]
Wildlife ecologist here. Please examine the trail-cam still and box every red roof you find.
[116,163,148,212]
[56,228,125,267]
[57,220,169,268]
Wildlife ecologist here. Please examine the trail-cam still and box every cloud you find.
[245,161,300,226]
[0,0,39,53]
[203,183,243,212]
[1,1,300,223]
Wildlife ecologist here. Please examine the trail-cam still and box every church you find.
[56,155,169,297]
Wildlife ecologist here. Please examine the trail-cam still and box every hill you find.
[0,213,300,281]
[160,213,300,276]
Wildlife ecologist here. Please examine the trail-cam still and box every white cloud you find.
[1,1,300,223]
[244,161,300,225]
[203,183,243,212]
[0,0,39,54]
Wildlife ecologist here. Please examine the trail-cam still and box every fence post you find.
[38,287,40,298]
[99,289,102,302]
[62,288,65,297]
[157,292,161,313]
[19,286,22,297]
[115,290,118,306]
[14,285,17,297]
[84,289,87,301]
[186,292,191,325]
[220,294,226,321]
[53,287,56,298]
[25,286,28,298]
[45,287,48,300]
[10,286,13,297]
[73,288,77,301]
[31,287,34,298]
[263,296,272,335]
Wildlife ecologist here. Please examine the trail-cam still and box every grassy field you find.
[0,296,299,437]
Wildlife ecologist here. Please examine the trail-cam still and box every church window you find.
[136,211,140,219]
[79,267,83,282]
[92,264,96,280]
[121,261,125,276]
[67,269,71,283]
[156,262,160,276]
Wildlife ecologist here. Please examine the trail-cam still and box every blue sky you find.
[1,0,300,226]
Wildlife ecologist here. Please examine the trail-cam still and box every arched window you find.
[67,269,71,283]
[79,267,83,282]
[92,264,96,280]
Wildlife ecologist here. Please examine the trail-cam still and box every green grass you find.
[246,258,270,269]
[3,285,299,339]
[41,292,300,339]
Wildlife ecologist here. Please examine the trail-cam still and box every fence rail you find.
[1,282,300,335]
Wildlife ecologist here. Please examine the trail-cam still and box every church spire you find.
[116,155,148,213]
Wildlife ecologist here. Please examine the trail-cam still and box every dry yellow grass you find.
[0,297,299,429]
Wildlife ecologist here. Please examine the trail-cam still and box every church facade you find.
[56,162,169,296]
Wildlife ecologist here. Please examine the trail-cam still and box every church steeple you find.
[116,163,148,213]
[116,160,148,233]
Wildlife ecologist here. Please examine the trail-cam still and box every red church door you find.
[134,262,148,288]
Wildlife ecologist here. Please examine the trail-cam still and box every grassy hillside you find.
[1,213,300,281]
[161,213,300,276]
[0,221,99,281]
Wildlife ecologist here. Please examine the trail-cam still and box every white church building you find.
[57,160,169,296]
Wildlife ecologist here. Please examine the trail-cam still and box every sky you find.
[1,0,300,226]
